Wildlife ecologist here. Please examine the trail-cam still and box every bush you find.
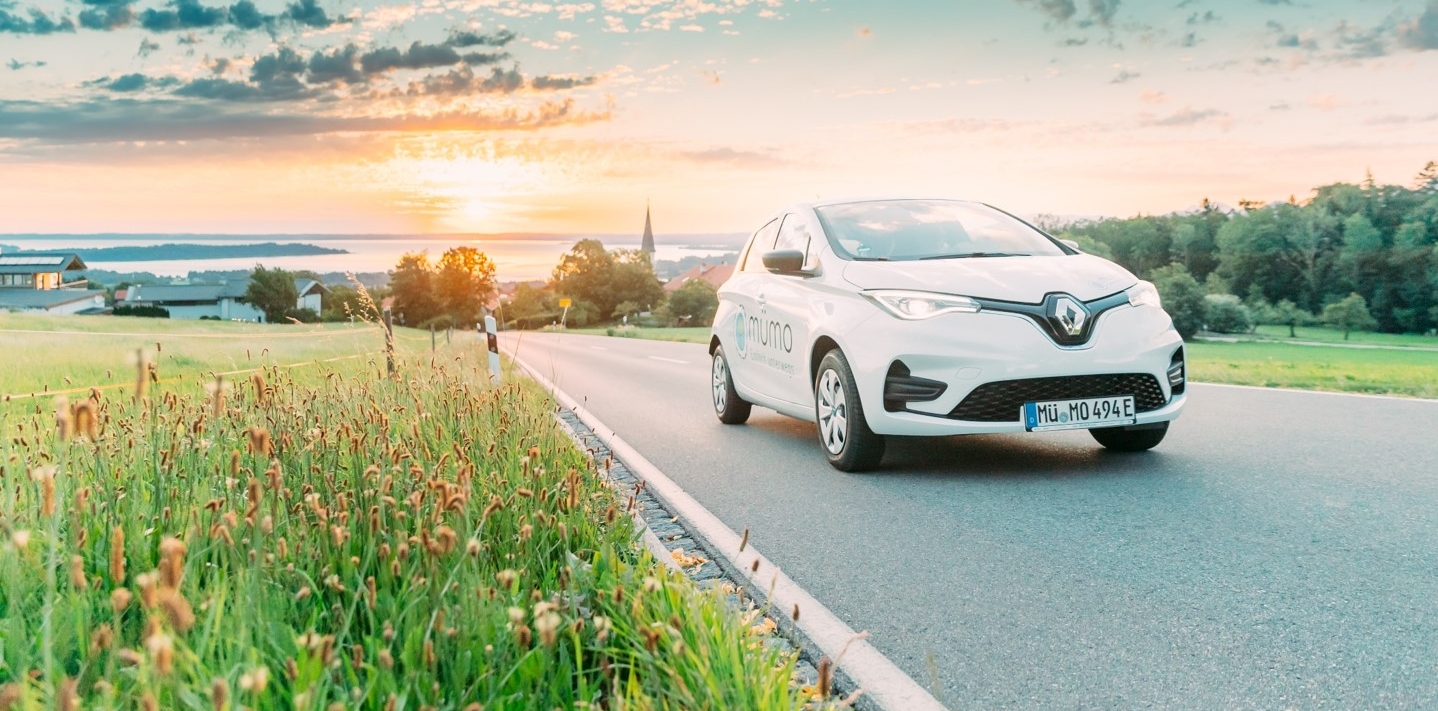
[1203,294,1252,333]
[283,307,320,324]
[112,304,170,318]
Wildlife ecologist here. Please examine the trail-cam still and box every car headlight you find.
[862,290,981,320]
[1127,281,1162,309]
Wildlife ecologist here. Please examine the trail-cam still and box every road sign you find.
[559,298,572,308]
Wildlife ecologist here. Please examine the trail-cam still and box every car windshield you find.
[813,199,1067,261]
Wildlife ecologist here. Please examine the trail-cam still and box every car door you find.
[720,218,781,401]
[751,212,819,407]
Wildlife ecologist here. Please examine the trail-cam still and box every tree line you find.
[1051,162,1438,339]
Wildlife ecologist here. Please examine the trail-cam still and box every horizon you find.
[3,0,1436,233]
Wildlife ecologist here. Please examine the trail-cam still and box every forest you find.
[1049,162,1438,337]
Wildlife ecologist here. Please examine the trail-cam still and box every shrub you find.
[1203,294,1252,334]
[112,304,171,318]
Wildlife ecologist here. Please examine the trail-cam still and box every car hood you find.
[840,254,1136,303]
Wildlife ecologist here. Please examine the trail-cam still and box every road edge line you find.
[1192,381,1438,403]
[507,347,949,711]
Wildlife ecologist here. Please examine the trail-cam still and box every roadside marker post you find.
[481,315,501,385]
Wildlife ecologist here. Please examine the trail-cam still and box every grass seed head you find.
[11,530,29,551]
[69,555,88,590]
[110,526,126,583]
[146,631,175,675]
[159,537,186,589]
[111,587,133,614]
[211,678,228,711]
[56,678,79,711]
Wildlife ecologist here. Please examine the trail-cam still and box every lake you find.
[0,234,746,281]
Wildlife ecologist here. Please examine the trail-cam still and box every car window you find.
[774,214,817,269]
[741,218,781,273]
[813,199,1066,261]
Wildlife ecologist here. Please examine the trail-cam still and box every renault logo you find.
[1051,296,1087,337]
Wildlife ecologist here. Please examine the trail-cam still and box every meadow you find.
[0,314,831,709]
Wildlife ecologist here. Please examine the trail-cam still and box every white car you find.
[708,198,1187,471]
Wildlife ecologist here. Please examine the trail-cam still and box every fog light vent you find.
[1167,348,1186,394]
[884,361,948,412]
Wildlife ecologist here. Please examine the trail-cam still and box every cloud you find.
[305,44,363,84]
[1257,0,1292,5]
[1138,89,1167,104]
[678,147,783,168]
[137,37,161,57]
[1186,10,1217,25]
[1015,0,1076,23]
[360,41,462,74]
[531,74,597,90]
[1110,68,1140,83]
[1363,112,1438,126]
[0,97,609,143]
[107,73,149,92]
[7,58,48,70]
[1144,106,1229,127]
[138,0,226,31]
[175,76,315,101]
[227,0,270,30]
[77,0,134,30]
[446,28,516,47]
[281,0,343,28]
[1397,0,1438,50]
[1086,0,1119,27]
[0,6,76,34]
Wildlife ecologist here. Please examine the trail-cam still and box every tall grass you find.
[0,337,819,708]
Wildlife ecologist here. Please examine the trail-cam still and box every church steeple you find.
[641,201,655,256]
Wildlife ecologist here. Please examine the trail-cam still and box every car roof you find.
[777,196,988,214]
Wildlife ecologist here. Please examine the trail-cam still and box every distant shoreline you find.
[6,242,348,262]
[2,232,749,245]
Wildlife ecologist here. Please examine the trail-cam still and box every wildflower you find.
[238,666,269,693]
[111,588,133,613]
[496,569,518,590]
[69,555,88,590]
[159,537,186,589]
[211,678,229,711]
[110,526,126,583]
[534,609,562,647]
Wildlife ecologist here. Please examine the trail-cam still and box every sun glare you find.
[371,141,552,232]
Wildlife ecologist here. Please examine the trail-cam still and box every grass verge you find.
[0,322,827,709]
[1185,340,1438,398]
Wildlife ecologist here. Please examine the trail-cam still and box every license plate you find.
[1023,395,1136,432]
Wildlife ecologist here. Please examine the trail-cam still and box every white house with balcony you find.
[0,253,107,315]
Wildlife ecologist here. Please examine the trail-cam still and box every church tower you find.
[641,202,656,256]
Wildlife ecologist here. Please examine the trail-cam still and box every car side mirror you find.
[762,249,808,274]
[1060,239,1081,251]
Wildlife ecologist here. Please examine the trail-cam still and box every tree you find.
[436,246,497,327]
[245,265,298,324]
[1322,293,1378,340]
[551,240,664,323]
[389,252,439,326]
[503,283,559,329]
[665,278,719,325]
[1266,299,1313,338]
[1149,263,1206,339]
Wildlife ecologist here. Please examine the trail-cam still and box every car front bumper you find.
[836,303,1187,437]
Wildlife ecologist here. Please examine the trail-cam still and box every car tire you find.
[1090,422,1168,452]
[712,346,752,425]
[814,350,886,472]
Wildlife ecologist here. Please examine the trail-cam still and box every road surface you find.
[505,331,1438,710]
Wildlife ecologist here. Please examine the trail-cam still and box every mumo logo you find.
[734,306,794,359]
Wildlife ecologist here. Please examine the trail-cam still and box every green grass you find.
[566,327,712,344]
[1238,325,1438,348]
[0,317,821,709]
[1186,340,1438,398]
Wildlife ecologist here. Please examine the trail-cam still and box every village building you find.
[662,263,734,294]
[0,253,107,315]
[122,278,325,321]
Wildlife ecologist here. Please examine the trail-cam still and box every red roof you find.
[663,263,734,293]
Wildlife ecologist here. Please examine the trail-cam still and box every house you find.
[123,278,326,321]
[663,263,734,294]
[0,253,107,315]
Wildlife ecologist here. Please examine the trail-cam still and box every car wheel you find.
[712,346,752,425]
[814,350,885,472]
[1090,422,1168,452]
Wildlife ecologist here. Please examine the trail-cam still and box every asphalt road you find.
[505,331,1438,710]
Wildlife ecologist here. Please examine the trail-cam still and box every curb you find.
[508,347,949,711]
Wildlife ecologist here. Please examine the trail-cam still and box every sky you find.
[2,0,1437,235]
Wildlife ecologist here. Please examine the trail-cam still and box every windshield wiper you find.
[851,256,890,261]
[919,252,1028,260]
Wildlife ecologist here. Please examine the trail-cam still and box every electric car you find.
[708,198,1187,471]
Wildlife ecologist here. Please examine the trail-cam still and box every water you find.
[0,235,745,281]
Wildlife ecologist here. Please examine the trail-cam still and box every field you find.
[0,314,825,709]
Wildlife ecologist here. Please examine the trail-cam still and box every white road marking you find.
[509,348,947,711]
[647,356,688,364]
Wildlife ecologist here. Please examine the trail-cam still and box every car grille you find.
[947,373,1168,422]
